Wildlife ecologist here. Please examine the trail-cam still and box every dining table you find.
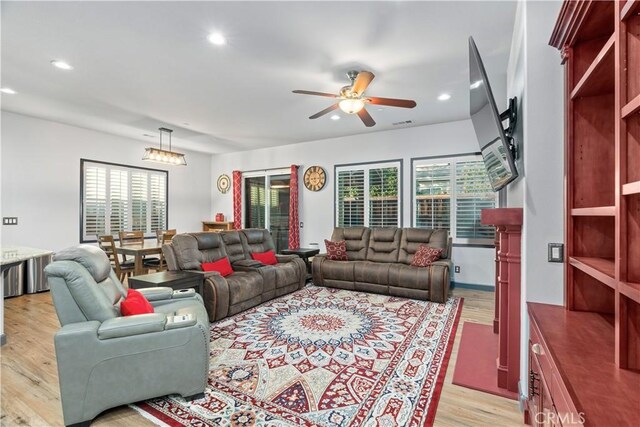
[117,240,164,276]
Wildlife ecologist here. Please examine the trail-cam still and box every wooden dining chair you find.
[156,229,177,244]
[97,235,135,282]
[118,230,160,272]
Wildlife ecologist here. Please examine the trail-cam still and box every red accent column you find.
[481,208,523,393]
[288,165,300,249]
[232,170,242,230]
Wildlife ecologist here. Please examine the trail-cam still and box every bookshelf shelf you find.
[621,94,640,118]
[569,256,616,289]
[570,34,615,100]
[622,181,640,195]
[571,206,615,216]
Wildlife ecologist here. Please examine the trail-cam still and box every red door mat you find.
[452,321,518,400]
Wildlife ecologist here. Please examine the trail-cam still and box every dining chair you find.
[118,230,160,272]
[97,235,135,281]
[156,229,177,244]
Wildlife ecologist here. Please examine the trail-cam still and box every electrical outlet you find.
[2,217,18,225]
[454,265,461,273]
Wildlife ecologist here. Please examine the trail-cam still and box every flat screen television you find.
[469,36,518,191]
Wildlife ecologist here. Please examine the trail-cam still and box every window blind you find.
[455,160,495,240]
[336,161,400,227]
[81,160,168,242]
[415,163,451,230]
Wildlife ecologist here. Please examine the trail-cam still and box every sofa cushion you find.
[221,231,247,263]
[226,271,264,305]
[366,228,401,263]
[354,261,391,285]
[252,250,278,265]
[320,259,355,282]
[398,228,449,264]
[241,229,276,254]
[331,227,370,261]
[201,257,233,277]
[325,239,348,261]
[411,245,443,267]
[388,263,431,290]
[273,262,302,288]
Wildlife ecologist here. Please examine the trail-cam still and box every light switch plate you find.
[548,243,564,263]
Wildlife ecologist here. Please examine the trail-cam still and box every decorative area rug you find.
[132,285,463,426]
[452,322,517,400]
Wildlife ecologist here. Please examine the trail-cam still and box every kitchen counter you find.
[1,247,54,266]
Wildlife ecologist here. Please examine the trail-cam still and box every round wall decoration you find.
[217,174,231,194]
[303,166,326,192]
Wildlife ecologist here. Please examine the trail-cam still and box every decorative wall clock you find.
[217,174,231,194]
[303,166,326,192]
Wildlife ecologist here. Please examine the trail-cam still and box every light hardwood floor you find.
[1,288,523,427]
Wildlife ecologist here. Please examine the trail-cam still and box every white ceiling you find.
[1,1,517,154]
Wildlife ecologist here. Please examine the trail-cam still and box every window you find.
[335,161,401,227]
[81,160,168,242]
[413,155,496,244]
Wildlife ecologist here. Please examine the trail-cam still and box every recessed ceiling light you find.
[438,93,451,101]
[470,80,482,89]
[207,33,226,46]
[330,114,340,120]
[0,88,17,94]
[51,60,74,70]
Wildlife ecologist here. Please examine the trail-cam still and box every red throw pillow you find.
[325,239,348,261]
[201,257,233,277]
[251,250,278,265]
[120,289,154,316]
[411,244,443,267]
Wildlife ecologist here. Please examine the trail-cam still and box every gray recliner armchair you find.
[44,245,210,427]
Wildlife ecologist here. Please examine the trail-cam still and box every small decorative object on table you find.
[128,271,204,295]
[215,213,224,222]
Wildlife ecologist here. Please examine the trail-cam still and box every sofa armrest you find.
[232,259,263,268]
[97,313,167,340]
[137,287,174,301]
[275,254,297,263]
[429,260,451,303]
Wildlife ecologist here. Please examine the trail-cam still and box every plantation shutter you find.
[369,167,399,227]
[415,163,451,229]
[337,169,365,227]
[84,166,107,237]
[130,172,148,232]
[109,169,129,234]
[150,174,166,232]
[455,160,495,240]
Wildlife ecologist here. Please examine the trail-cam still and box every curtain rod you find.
[239,165,298,174]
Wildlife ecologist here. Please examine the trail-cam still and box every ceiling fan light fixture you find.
[339,98,365,114]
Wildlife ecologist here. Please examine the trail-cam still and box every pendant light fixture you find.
[142,127,187,166]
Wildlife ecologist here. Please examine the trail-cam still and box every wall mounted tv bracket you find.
[500,96,518,160]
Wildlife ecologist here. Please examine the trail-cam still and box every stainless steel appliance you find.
[26,254,52,293]
[3,262,25,297]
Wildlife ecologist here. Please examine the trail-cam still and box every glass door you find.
[244,171,290,253]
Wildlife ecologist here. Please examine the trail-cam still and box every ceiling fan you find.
[292,70,417,127]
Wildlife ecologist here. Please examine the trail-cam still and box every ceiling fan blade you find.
[309,103,339,119]
[352,71,375,96]
[293,90,338,98]
[367,97,417,108]
[357,108,376,127]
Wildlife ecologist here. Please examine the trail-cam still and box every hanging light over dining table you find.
[142,127,187,166]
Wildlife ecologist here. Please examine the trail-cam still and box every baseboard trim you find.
[1,333,6,346]
[451,282,494,292]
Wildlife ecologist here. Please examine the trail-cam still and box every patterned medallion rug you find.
[131,285,463,427]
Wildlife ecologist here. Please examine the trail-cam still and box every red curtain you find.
[232,170,242,230]
[288,165,300,249]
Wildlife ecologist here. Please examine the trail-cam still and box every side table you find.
[280,248,320,282]
[128,271,204,295]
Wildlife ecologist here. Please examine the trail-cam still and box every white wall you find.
[1,111,213,251]
[507,0,564,398]
[211,119,497,287]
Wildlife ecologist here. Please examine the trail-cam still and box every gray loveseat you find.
[312,227,452,303]
[45,245,210,427]
[163,229,306,322]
